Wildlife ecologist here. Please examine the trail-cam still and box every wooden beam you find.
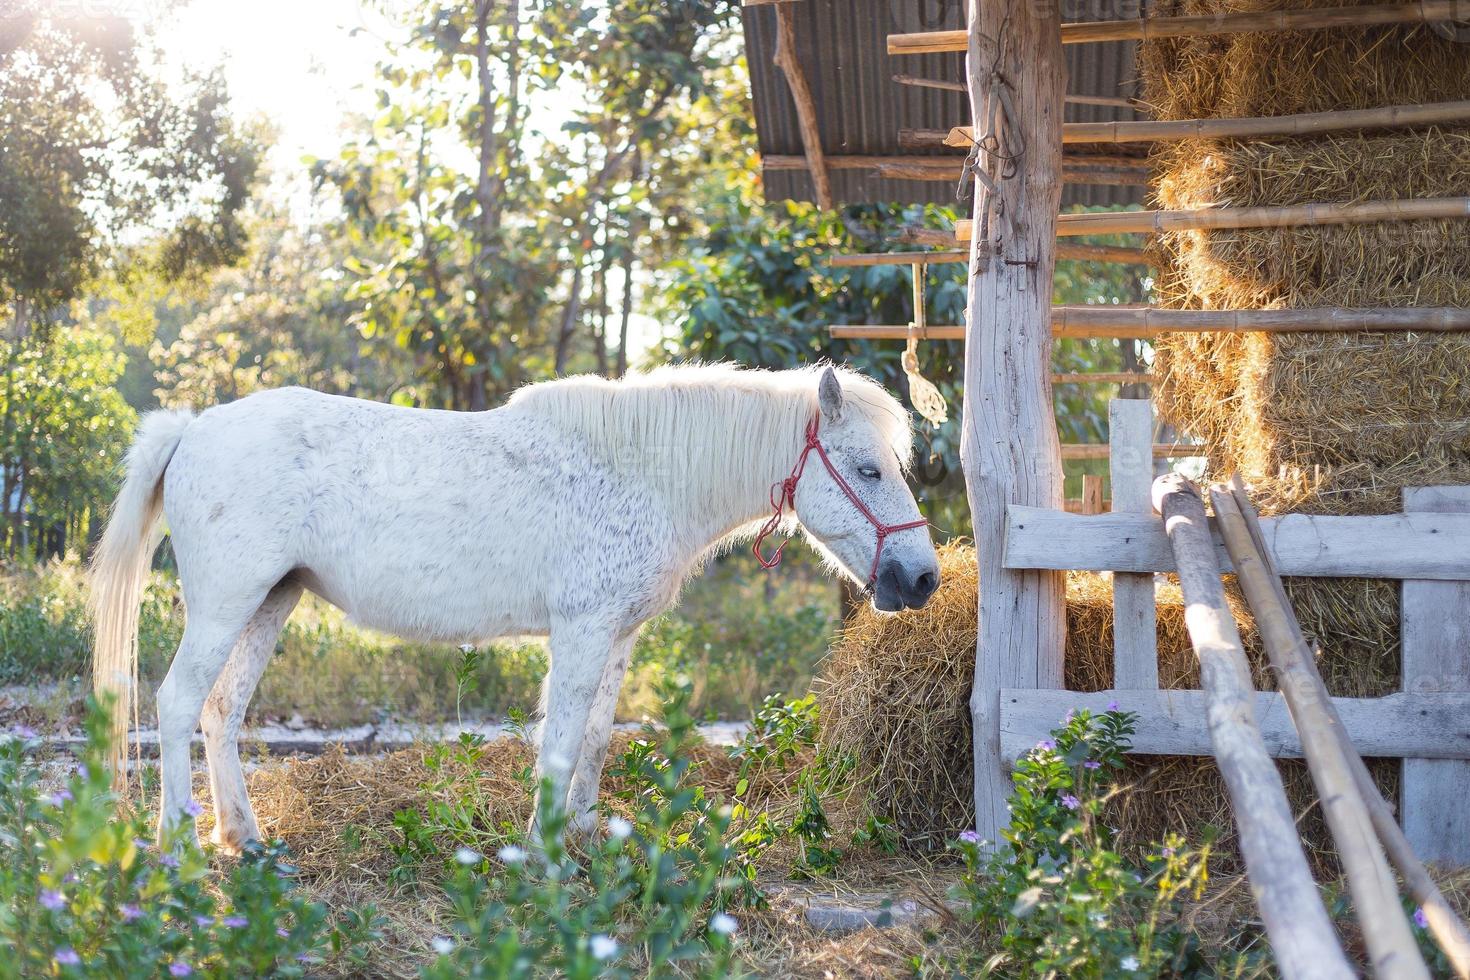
[827,250,968,268]
[888,0,1470,54]
[961,0,1068,849]
[765,154,1149,186]
[1109,399,1159,690]
[1152,473,1353,980]
[771,4,832,210]
[1000,690,1470,761]
[828,306,1470,340]
[943,99,1470,146]
[1061,442,1199,459]
[1212,484,1429,979]
[1003,505,1470,580]
[1402,486,1470,869]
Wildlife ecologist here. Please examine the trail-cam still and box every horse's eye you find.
[857,465,881,480]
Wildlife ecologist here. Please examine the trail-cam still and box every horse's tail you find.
[90,408,194,782]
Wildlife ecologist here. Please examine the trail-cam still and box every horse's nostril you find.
[915,571,938,597]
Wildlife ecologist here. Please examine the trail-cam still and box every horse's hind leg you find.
[201,581,301,852]
[565,632,636,838]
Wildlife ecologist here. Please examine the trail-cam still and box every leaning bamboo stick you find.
[891,75,1142,110]
[955,197,1470,240]
[1151,473,1353,980]
[1062,442,1200,459]
[771,4,832,210]
[827,306,1470,340]
[1212,485,1429,980]
[942,99,1470,146]
[887,0,1470,53]
[1226,476,1470,980]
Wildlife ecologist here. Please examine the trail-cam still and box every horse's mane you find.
[506,363,913,523]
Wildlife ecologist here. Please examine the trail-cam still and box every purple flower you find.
[40,889,65,910]
[183,799,204,818]
[75,764,89,780]
[1060,794,1081,810]
[1106,699,1120,712]
[193,915,213,928]
[958,830,980,844]
[133,837,152,851]
[1084,760,1102,770]
[1162,846,1175,858]
[121,904,143,922]
[223,915,248,929]
[159,853,180,869]
[277,927,290,939]
[169,961,193,977]
[55,948,80,967]
[13,724,37,740]
[1037,739,1056,752]
[1414,906,1429,929]
[1063,710,1075,724]
[46,790,73,807]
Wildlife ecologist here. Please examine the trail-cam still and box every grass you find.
[0,547,840,730]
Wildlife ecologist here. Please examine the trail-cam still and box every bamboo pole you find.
[1224,477,1470,979]
[943,99,1470,146]
[1062,442,1200,459]
[764,155,1149,186]
[955,197,1470,240]
[840,242,1153,265]
[828,305,1470,340]
[827,250,968,267]
[1053,372,1155,384]
[1212,485,1430,980]
[1151,474,1353,980]
[771,4,832,210]
[887,0,1470,54]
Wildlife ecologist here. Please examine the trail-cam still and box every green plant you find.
[950,708,1227,978]
[426,678,744,978]
[0,699,381,977]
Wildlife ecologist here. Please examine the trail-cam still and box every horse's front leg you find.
[565,632,637,838]
[532,617,616,841]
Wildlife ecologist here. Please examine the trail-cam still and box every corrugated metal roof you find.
[742,0,1145,210]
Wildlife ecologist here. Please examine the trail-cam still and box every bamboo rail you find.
[1212,483,1429,980]
[891,77,1141,110]
[828,306,1470,340]
[1220,477,1470,979]
[942,99,1470,146]
[827,250,968,267]
[1152,474,1354,980]
[954,197,1470,240]
[763,154,1149,186]
[1062,443,1201,459]
[842,241,1153,265]
[1053,372,1155,384]
[888,0,1470,54]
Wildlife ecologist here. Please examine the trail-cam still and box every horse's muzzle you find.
[872,561,940,612]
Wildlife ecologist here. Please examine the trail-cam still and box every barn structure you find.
[742,0,1470,973]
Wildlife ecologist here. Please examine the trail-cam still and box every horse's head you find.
[792,367,941,612]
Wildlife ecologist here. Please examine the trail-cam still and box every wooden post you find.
[1109,400,1158,689]
[1080,475,1104,516]
[1151,474,1352,980]
[1212,485,1428,980]
[771,4,832,210]
[961,0,1068,844]
[1402,486,1470,868]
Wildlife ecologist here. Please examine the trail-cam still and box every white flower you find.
[454,847,481,865]
[1120,955,1140,972]
[431,936,454,955]
[607,816,633,840]
[710,913,738,936]
[497,845,528,864]
[590,935,619,960]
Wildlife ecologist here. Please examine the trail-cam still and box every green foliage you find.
[949,709,1240,978]
[424,679,744,978]
[0,326,137,558]
[0,700,381,977]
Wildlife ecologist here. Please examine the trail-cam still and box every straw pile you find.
[819,544,1401,866]
[1139,0,1470,704]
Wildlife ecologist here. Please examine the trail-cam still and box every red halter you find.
[753,413,930,587]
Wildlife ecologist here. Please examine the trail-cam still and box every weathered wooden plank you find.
[961,0,1068,849]
[999,689,1470,761]
[1109,399,1158,689]
[1152,474,1351,978]
[1402,486,1470,869]
[1004,505,1470,580]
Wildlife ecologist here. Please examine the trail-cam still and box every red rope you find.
[753,414,929,586]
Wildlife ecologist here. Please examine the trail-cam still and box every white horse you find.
[90,363,940,849]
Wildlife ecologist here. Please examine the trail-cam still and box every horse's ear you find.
[818,366,844,423]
